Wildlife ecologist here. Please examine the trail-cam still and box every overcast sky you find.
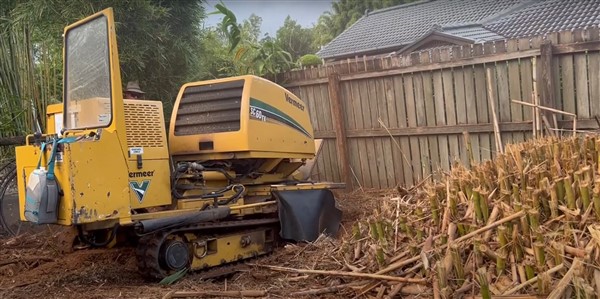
[204,0,333,37]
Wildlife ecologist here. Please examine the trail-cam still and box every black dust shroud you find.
[274,189,342,242]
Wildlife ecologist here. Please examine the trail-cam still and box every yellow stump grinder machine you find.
[12,8,343,280]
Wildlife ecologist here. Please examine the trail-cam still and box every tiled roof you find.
[316,0,523,59]
[317,0,600,60]
[485,0,600,38]
[443,25,505,43]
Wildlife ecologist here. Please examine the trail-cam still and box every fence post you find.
[327,71,352,190]
[540,40,555,127]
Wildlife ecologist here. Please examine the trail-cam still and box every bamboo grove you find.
[0,16,60,158]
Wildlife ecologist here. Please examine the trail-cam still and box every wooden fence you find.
[277,27,600,189]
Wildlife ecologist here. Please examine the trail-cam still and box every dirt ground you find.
[0,190,387,299]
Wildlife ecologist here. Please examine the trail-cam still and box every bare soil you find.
[0,190,382,299]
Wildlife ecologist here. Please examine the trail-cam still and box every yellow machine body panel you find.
[16,131,131,225]
[16,100,172,224]
[16,8,170,225]
[123,100,172,209]
[168,75,315,161]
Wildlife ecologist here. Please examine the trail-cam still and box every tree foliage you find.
[275,16,316,62]
[299,54,322,67]
[0,0,419,149]
[0,0,205,137]
[312,0,416,49]
[209,3,292,77]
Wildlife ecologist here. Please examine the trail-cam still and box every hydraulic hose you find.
[77,224,119,247]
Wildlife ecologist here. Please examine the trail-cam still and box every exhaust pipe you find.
[135,206,230,234]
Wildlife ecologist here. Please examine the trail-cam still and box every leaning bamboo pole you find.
[486,68,503,154]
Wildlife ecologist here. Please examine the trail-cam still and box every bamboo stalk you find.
[532,57,541,136]
[473,188,484,223]
[454,210,526,245]
[429,192,441,226]
[162,290,267,299]
[477,267,491,299]
[547,258,582,299]
[513,227,524,262]
[549,182,559,218]
[436,261,447,296]
[580,181,591,211]
[525,259,535,281]
[533,242,545,271]
[385,273,415,299]
[495,225,508,276]
[511,99,577,116]
[487,68,504,154]
[510,254,518,284]
[564,176,576,209]
[513,183,521,203]
[289,282,362,297]
[451,244,465,283]
[555,178,566,205]
[474,237,483,267]
[550,241,586,258]
[479,244,499,261]
[593,179,600,219]
[463,131,474,168]
[496,251,507,277]
[502,264,564,295]
[254,264,428,283]
[397,285,430,295]
[479,189,490,223]
[483,206,501,242]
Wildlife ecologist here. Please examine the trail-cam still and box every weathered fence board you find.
[278,28,600,188]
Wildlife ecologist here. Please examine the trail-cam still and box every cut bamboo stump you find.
[285,136,600,298]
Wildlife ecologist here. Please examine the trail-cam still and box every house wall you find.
[276,27,600,189]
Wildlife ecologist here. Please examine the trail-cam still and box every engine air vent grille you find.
[174,80,244,136]
[124,102,166,148]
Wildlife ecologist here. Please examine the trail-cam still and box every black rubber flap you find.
[274,189,342,242]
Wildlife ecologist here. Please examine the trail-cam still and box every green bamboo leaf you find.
[159,268,188,285]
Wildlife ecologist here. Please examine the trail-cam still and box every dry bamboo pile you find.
[263,136,600,298]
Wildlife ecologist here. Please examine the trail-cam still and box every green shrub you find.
[299,54,322,67]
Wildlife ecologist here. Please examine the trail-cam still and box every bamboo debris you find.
[511,99,578,137]
[260,136,600,298]
[547,258,583,299]
[254,264,427,283]
[162,290,267,299]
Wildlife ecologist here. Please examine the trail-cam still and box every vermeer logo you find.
[129,171,155,178]
[285,93,305,111]
[130,180,150,203]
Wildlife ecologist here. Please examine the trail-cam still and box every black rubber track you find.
[135,218,279,281]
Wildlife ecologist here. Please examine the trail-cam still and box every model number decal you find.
[250,106,267,122]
